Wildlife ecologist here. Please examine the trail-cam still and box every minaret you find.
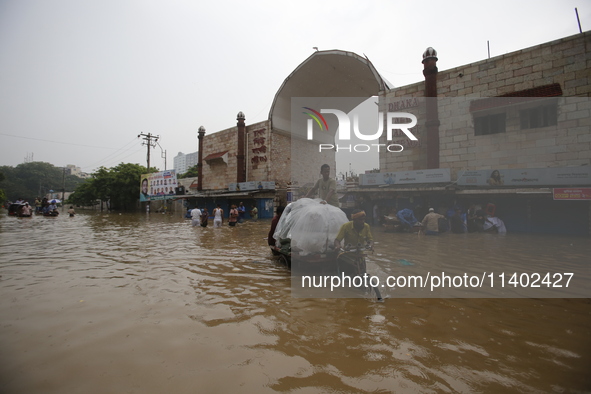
[422,47,440,169]
[197,126,205,191]
[236,111,246,183]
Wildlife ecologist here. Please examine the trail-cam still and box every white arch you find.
[268,50,390,134]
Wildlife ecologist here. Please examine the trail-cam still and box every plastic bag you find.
[273,198,349,256]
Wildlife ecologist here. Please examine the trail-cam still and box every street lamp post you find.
[157,142,167,170]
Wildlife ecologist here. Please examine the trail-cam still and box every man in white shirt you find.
[191,206,202,227]
[421,208,445,235]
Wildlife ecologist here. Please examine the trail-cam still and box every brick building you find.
[186,32,590,234]
[356,31,591,235]
[379,31,590,173]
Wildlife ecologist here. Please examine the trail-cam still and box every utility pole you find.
[138,132,159,214]
[138,132,160,171]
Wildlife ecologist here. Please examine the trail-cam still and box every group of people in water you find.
[300,163,507,236]
[187,201,258,228]
[9,197,76,217]
[180,163,506,241]
[378,203,506,234]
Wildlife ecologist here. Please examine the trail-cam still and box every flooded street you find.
[1,212,590,393]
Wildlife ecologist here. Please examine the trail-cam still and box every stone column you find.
[197,126,205,191]
[236,111,246,183]
[422,47,440,169]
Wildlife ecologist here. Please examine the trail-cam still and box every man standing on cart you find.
[305,164,339,207]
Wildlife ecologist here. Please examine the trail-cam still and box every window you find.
[474,113,506,136]
[520,104,557,129]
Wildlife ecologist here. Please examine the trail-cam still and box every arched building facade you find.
[185,31,591,234]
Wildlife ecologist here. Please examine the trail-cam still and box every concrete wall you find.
[201,126,238,190]
[246,121,271,183]
[380,31,591,175]
[269,130,291,188]
[289,135,335,192]
[200,119,297,191]
[199,116,336,192]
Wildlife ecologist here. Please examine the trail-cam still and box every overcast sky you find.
[0,0,588,176]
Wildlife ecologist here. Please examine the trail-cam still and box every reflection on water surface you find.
[1,212,590,393]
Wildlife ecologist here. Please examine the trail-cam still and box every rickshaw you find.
[7,203,29,217]
[271,240,383,301]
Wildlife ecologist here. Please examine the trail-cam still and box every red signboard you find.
[553,188,591,200]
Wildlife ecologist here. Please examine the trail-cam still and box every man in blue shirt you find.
[237,202,246,223]
[396,208,418,232]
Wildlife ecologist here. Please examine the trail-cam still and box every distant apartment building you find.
[65,164,90,179]
[173,151,199,175]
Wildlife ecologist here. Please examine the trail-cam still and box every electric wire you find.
[0,132,117,150]
[97,147,145,170]
[80,136,142,170]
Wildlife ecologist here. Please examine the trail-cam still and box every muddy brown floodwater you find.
[1,212,590,393]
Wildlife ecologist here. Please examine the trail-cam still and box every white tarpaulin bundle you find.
[483,215,507,234]
[273,198,349,256]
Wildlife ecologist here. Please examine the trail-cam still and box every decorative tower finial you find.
[422,47,438,63]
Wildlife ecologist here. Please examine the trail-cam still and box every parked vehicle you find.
[7,203,26,216]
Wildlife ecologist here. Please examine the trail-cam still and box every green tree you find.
[0,171,6,204]
[91,167,112,205]
[0,162,85,203]
[178,165,199,179]
[109,163,148,210]
[68,163,156,211]
[67,180,98,207]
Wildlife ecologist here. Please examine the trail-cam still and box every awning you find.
[177,190,272,199]
[207,192,253,197]
[470,83,562,112]
[203,151,229,164]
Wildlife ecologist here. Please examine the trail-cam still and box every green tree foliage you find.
[68,163,156,211]
[0,162,85,203]
[0,171,6,204]
[109,163,149,210]
[67,181,97,207]
[177,165,199,179]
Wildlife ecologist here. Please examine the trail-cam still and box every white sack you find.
[483,215,507,234]
[273,198,349,256]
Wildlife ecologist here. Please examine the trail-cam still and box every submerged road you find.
[1,212,590,393]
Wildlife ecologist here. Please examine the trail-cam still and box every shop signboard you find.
[553,188,591,200]
[359,168,450,186]
[457,167,591,187]
[228,181,276,192]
